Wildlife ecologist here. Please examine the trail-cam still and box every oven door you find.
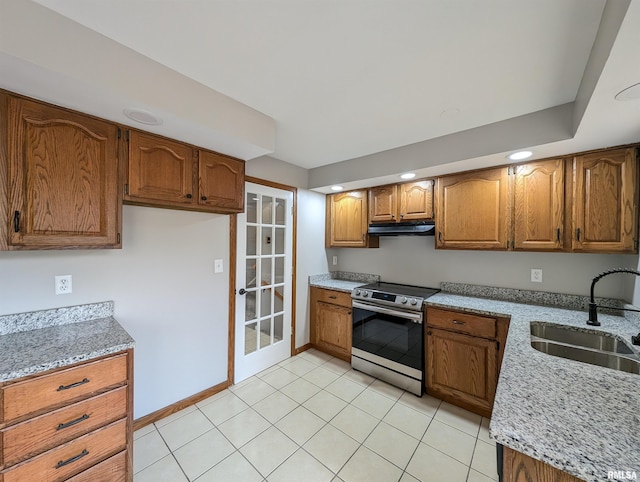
[351,300,423,378]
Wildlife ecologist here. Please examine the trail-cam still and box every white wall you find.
[329,237,639,302]
[0,205,230,419]
[246,156,309,189]
[295,190,329,347]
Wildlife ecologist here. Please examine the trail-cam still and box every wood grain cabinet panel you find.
[198,150,244,212]
[572,147,638,253]
[435,167,510,250]
[399,180,434,221]
[502,446,584,482]
[369,180,434,223]
[0,351,132,482]
[326,190,378,248]
[513,159,564,251]
[126,130,195,205]
[310,287,352,361]
[5,95,120,249]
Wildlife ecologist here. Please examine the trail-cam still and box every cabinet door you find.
[435,167,510,250]
[572,148,638,253]
[7,97,120,248]
[326,190,377,248]
[369,185,397,223]
[198,150,244,212]
[314,301,352,360]
[513,159,564,251]
[426,328,497,417]
[126,130,195,205]
[399,180,434,221]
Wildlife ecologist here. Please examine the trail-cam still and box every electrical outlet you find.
[214,259,224,273]
[531,269,543,283]
[332,256,338,266]
[55,275,72,295]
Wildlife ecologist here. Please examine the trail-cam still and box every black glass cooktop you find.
[358,282,440,299]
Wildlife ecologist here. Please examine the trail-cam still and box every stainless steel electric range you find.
[351,282,440,396]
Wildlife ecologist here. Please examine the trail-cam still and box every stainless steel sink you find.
[530,323,635,354]
[530,322,640,374]
[530,340,640,374]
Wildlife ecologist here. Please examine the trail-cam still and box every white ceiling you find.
[3,0,640,190]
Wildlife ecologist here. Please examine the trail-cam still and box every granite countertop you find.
[309,271,379,293]
[0,302,135,383]
[426,291,640,482]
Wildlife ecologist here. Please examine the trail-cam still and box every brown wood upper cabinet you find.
[124,130,244,214]
[572,147,638,253]
[2,94,121,250]
[369,180,434,223]
[326,190,379,248]
[513,158,564,251]
[435,167,511,250]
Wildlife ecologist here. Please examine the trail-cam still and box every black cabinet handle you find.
[438,231,443,243]
[57,378,90,391]
[13,211,20,232]
[56,449,89,469]
[57,414,90,431]
[201,196,207,201]
[576,228,581,241]
[557,228,561,242]
[186,194,193,199]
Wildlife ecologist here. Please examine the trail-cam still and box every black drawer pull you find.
[57,414,90,431]
[56,449,89,469]
[13,211,20,233]
[57,378,90,391]
[452,320,466,325]
[328,295,337,299]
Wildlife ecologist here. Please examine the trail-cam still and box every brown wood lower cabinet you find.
[0,350,133,482]
[310,287,352,362]
[426,307,509,418]
[502,446,584,482]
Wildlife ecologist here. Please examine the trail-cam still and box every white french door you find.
[235,182,293,382]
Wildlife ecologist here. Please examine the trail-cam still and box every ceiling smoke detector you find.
[123,108,163,126]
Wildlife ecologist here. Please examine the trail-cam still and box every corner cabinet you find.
[310,287,352,361]
[326,190,379,248]
[502,446,583,482]
[435,167,511,250]
[2,94,121,250]
[571,147,638,253]
[124,130,244,214]
[369,180,434,223]
[425,307,509,418]
[0,351,133,481]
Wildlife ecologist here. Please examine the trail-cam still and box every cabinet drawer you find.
[2,387,127,466]
[66,450,127,482]
[0,419,126,482]
[427,307,496,339]
[313,288,352,308]
[2,354,127,422]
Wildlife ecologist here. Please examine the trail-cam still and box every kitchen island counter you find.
[426,289,640,482]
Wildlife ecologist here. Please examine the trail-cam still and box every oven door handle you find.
[352,301,423,322]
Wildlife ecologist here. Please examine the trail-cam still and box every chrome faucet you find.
[588,268,640,327]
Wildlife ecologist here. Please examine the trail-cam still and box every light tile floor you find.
[134,349,498,482]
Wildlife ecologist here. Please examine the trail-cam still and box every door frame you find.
[228,176,297,385]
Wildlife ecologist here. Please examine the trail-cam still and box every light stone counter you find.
[309,271,379,293]
[426,291,640,482]
[0,301,135,382]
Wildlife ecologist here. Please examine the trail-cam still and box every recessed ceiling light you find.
[331,185,344,191]
[507,151,532,161]
[400,173,416,179]
[615,82,640,101]
[123,108,163,126]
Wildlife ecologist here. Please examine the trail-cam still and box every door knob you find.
[238,288,247,295]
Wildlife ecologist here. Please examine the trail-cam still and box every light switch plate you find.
[214,259,224,273]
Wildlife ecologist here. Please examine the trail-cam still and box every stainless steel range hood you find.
[368,221,436,236]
